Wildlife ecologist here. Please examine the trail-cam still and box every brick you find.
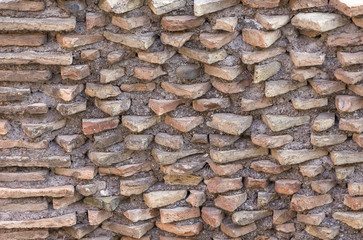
[339,118,363,133]
[125,134,153,150]
[209,134,239,148]
[331,0,363,17]
[232,210,272,226]
[0,70,51,82]
[330,151,363,165]
[242,29,281,48]
[265,80,306,97]
[81,49,100,61]
[337,51,363,66]
[213,17,238,32]
[245,177,267,189]
[207,113,252,135]
[155,133,183,149]
[112,15,150,31]
[165,115,204,132]
[100,68,124,83]
[178,47,227,64]
[57,34,104,48]
[332,212,363,229]
[149,0,186,15]
[334,68,363,84]
[214,193,247,212]
[143,190,187,208]
[99,0,143,13]
[292,97,328,110]
[55,166,96,180]
[99,162,151,177]
[161,15,204,31]
[121,83,156,92]
[312,112,335,131]
[202,207,224,228]
[0,230,49,239]
[0,170,47,182]
[152,148,202,165]
[194,0,239,16]
[273,210,296,225]
[84,196,122,211]
[241,97,272,111]
[0,51,72,65]
[210,147,268,164]
[102,222,153,239]
[271,149,328,165]
[311,134,347,147]
[161,82,211,99]
[221,222,257,238]
[161,32,193,48]
[252,134,293,148]
[262,114,310,131]
[251,160,291,174]
[0,185,74,198]
[255,13,289,30]
[57,102,87,116]
[124,209,159,223]
[241,47,285,65]
[61,65,90,80]
[82,117,119,135]
[205,64,242,81]
[43,84,83,101]
[275,180,301,195]
[0,155,70,168]
[344,195,363,210]
[290,0,328,10]
[156,222,203,236]
[186,190,206,207]
[85,83,121,99]
[290,194,333,211]
[0,33,46,46]
[0,213,76,229]
[309,80,345,95]
[160,207,200,223]
[53,193,83,210]
[254,61,281,83]
[160,161,205,175]
[200,31,238,49]
[297,212,325,225]
[88,210,112,225]
[193,98,230,112]
[86,12,108,30]
[22,119,66,138]
[305,225,339,240]
[242,0,279,8]
[104,31,155,50]
[291,13,348,32]
[88,150,133,167]
[120,176,156,196]
[138,50,175,64]
[0,16,75,31]
[348,183,363,196]
[122,115,160,133]
[204,177,242,193]
[134,66,166,80]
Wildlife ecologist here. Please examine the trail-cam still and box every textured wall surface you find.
[0,0,363,239]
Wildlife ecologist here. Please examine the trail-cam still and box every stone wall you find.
[0,0,362,239]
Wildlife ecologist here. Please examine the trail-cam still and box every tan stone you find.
[134,66,166,81]
[107,50,135,64]
[0,0,45,11]
[242,29,281,48]
[149,0,186,15]
[332,212,363,229]
[186,190,206,207]
[291,67,326,82]
[161,32,193,48]
[160,207,200,223]
[82,117,119,135]
[104,31,155,50]
[214,193,247,212]
[262,114,310,132]
[353,16,363,28]
[165,115,204,132]
[344,195,363,210]
[0,70,51,82]
[84,196,122,211]
[88,210,112,225]
[348,183,363,196]
[241,98,272,111]
[143,190,187,208]
[331,0,363,17]
[276,223,295,233]
[125,134,153,150]
[252,134,293,148]
[336,95,363,112]
[120,176,156,196]
[250,160,291,174]
[102,221,153,239]
[241,47,285,65]
[193,98,230,112]
[0,155,70,168]
[309,79,345,95]
[57,34,104,48]
[95,98,131,116]
[56,134,86,152]
[207,113,252,135]
[330,151,363,165]
[310,179,336,194]
[300,164,324,177]
[254,61,281,83]
[353,133,363,147]
[337,51,363,66]
[200,31,238,49]
[327,33,363,47]
[121,83,156,92]
[0,16,76,31]
[275,180,301,195]
[290,194,333,211]
[155,133,183,150]
[0,120,10,136]
[0,185,74,198]
[88,151,133,167]
[336,166,355,180]
[209,134,239,148]
[0,213,76,229]
[204,64,242,81]
[99,0,144,14]
[161,15,204,31]
[164,174,203,185]
[57,102,86,116]
[0,171,47,182]
[64,224,98,239]
[291,12,348,32]
[160,161,204,175]
[265,80,307,97]
[210,147,268,164]
[202,207,224,228]
[221,222,257,238]
[100,68,124,83]
[112,15,150,31]
[271,149,328,165]
[122,115,160,133]
[204,177,242,194]
[61,65,90,81]
[335,68,363,85]
[156,222,203,236]
[297,212,325,225]
[0,33,46,47]
[86,12,108,30]
[273,210,296,225]
[178,47,227,64]
[194,0,239,16]
[305,225,339,240]
[312,112,335,131]
[161,82,211,99]
[209,161,242,176]
[290,0,328,10]
[0,51,72,65]
[213,17,238,32]
[242,0,280,8]
[0,230,49,239]
[0,200,48,212]
[311,134,347,147]
[255,13,290,30]
[43,84,83,101]
[212,79,250,94]
[55,166,96,180]
[86,83,121,99]
[152,148,203,165]
[339,118,363,133]
[22,119,66,138]
[124,209,159,223]
[138,50,176,64]
[290,51,325,67]
[257,192,278,208]
[53,193,83,210]
[99,162,151,177]
[292,98,328,110]
[232,210,272,226]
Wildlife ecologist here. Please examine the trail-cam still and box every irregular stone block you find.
[149,0,186,15]
[290,194,333,211]
[213,17,237,32]
[194,0,239,16]
[88,150,133,167]
[0,51,72,65]
[332,212,363,229]
[85,83,121,99]
[22,119,66,138]
[0,155,70,168]
[152,148,203,165]
[200,31,238,49]
[102,221,154,238]
[155,222,202,236]
[104,31,155,50]
[232,210,272,226]
[0,185,74,198]
[255,13,290,30]
[178,47,227,64]
[112,15,150,31]
[82,117,119,135]
[265,80,307,97]
[161,32,193,48]
[262,114,310,131]
[271,149,328,165]
[0,33,46,46]
[122,115,160,133]
[160,207,200,223]
[207,113,252,135]
[0,16,76,31]
[57,34,104,48]
[291,12,348,32]
[165,115,204,132]
[210,147,268,164]
[204,177,242,193]
[143,190,187,208]
[43,84,83,101]
[242,29,281,48]
[99,0,144,13]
